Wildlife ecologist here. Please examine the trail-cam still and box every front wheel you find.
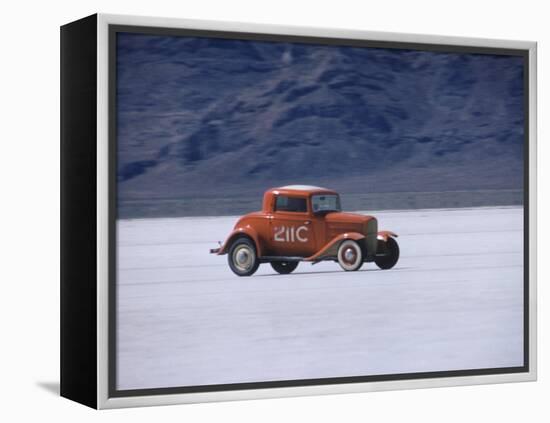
[271,261,299,274]
[228,237,260,276]
[337,240,363,271]
[374,238,399,270]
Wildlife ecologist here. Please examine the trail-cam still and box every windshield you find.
[311,194,341,213]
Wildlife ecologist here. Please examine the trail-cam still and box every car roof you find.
[269,185,338,196]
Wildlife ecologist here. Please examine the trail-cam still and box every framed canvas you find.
[60,13,537,409]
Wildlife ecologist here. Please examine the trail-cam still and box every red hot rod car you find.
[210,185,399,276]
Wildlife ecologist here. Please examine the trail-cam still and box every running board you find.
[260,255,379,263]
[259,256,305,262]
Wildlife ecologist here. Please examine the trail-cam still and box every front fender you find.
[377,230,398,242]
[305,232,365,262]
[217,225,263,257]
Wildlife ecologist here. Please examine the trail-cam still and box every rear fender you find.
[305,232,365,262]
[377,230,398,242]
[217,225,263,257]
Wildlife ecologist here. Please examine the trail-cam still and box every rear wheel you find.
[228,237,260,276]
[271,261,299,274]
[337,240,363,271]
[374,237,399,270]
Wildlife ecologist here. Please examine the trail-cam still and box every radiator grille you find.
[365,218,378,255]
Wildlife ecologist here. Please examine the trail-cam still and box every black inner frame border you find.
[108,24,530,398]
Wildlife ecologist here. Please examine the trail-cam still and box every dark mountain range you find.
[116,33,525,217]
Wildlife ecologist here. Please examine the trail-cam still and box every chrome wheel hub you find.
[233,246,253,271]
[344,248,356,262]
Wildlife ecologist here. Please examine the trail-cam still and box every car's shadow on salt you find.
[256,266,410,277]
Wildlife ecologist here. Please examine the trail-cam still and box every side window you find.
[275,196,307,213]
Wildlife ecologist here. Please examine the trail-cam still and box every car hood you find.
[324,212,377,239]
[324,212,374,224]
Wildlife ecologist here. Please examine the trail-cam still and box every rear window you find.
[275,196,307,213]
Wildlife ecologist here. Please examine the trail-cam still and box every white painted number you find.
[296,226,308,242]
[274,225,309,243]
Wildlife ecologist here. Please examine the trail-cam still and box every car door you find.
[269,195,317,257]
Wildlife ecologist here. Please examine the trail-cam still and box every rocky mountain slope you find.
[116,33,525,217]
